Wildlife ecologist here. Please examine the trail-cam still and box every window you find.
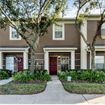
[98,22,105,39]
[61,56,69,70]
[53,24,64,40]
[6,57,14,73]
[95,56,104,69]
[10,26,21,40]
[101,23,105,36]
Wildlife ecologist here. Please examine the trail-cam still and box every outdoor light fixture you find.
[58,55,61,59]
[29,60,31,63]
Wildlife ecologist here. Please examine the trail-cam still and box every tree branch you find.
[0,6,33,50]
[75,0,91,46]
[92,9,105,46]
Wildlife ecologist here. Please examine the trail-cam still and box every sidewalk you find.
[0,77,12,85]
[0,76,105,104]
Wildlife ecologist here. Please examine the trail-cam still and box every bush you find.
[0,71,10,80]
[61,69,105,73]
[0,69,12,77]
[58,70,105,83]
[13,70,52,82]
[23,69,47,75]
[80,71,105,82]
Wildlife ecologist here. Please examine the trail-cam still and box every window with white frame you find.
[101,23,105,36]
[61,56,69,70]
[95,56,104,69]
[10,26,21,40]
[53,24,64,40]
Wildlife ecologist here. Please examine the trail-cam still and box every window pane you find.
[61,57,69,70]
[101,29,105,36]
[61,64,68,70]
[95,56,104,69]
[55,24,62,31]
[12,28,19,38]
[55,31,62,38]
[102,23,105,28]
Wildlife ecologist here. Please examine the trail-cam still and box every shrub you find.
[61,69,105,73]
[13,70,52,82]
[0,69,12,77]
[0,71,10,80]
[23,69,47,75]
[58,70,105,82]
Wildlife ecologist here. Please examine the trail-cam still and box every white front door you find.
[6,57,14,72]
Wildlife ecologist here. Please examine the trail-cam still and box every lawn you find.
[0,84,46,94]
[63,82,105,94]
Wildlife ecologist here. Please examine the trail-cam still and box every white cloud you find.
[63,9,102,18]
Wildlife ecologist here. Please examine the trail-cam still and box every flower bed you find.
[12,69,52,83]
[58,70,105,83]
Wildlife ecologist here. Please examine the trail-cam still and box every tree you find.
[0,0,68,74]
[73,0,105,70]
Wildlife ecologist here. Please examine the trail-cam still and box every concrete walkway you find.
[0,77,12,85]
[0,76,105,104]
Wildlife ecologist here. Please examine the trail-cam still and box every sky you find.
[63,0,103,18]
[63,9,101,18]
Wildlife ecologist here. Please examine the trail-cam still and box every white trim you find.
[95,46,105,49]
[71,51,75,69]
[44,52,49,72]
[0,47,29,53]
[95,46,105,51]
[43,48,77,73]
[53,23,65,40]
[101,36,105,39]
[23,52,28,69]
[9,26,21,40]
[56,21,75,24]
[0,52,3,69]
[0,47,29,70]
[81,20,87,69]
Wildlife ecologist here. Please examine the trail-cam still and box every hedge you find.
[0,69,12,77]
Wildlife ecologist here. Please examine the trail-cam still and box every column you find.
[81,20,87,69]
[0,52,3,69]
[44,51,49,72]
[71,51,75,69]
[23,51,28,69]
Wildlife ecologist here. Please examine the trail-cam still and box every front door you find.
[18,57,23,72]
[49,57,57,75]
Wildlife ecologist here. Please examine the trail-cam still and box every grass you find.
[0,84,46,94]
[63,82,105,94]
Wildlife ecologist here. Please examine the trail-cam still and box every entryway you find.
[49,57,57,75]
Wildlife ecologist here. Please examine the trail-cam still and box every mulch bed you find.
[8,80,47,84]
[60,79,105,84]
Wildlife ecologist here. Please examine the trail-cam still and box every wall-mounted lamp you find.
[58,55,61,59]
[29,60,31,63]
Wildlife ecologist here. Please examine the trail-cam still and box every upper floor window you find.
[98,22,105,39]
[10,26,21,40]
[53,24,64,40]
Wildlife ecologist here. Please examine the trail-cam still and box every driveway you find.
[0,76,105,104]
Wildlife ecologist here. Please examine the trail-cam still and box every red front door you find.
[18,57,23,72]
[49,57,57,75]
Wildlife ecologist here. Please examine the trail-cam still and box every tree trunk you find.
[30,48,35,75]
[30,35,40,75]
[91,49,95,71]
